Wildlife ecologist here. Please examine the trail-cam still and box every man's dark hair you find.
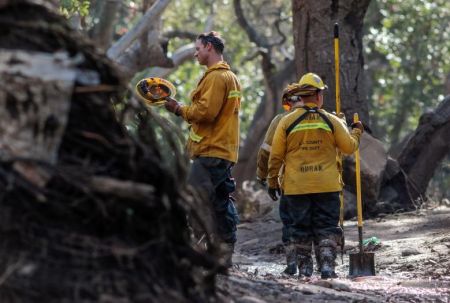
[197,31,225,54]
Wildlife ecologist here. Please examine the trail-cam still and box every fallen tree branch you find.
[107,0,171,59]
[145,43,195,78]
[144,14,214,78]
[87,176,155,201]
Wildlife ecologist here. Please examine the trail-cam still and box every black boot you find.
[282,242,297,275]
[295,243,313,278]
[318,239,338,279]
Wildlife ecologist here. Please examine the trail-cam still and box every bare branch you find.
[114,40,173,79]
[268,14,287,47]
[107,0,171,59]
[144,13,215,78]
[240,48,261,65]
[145,43,195,78]
[164,30,198,41]
[88,176,155,201]
[279,45,294,61]
[233,0,269,48]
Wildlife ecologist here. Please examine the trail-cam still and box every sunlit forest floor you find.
[217,203,450,302]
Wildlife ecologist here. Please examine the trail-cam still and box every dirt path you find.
[217,204,450,302]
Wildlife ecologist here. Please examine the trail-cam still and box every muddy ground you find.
[216,202,450,302]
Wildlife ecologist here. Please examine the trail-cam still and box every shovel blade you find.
[349,252,375,277]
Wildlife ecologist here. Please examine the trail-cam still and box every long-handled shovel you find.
[349,113,376,277]
[334,22,345,264]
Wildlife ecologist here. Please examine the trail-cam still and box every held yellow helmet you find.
[282,83,302,111]
[135,77,176,106]
[297,73,328,96]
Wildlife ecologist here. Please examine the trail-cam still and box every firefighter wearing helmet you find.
[257,82,312,276]
[267,72,364,279]
[257,83,302,188]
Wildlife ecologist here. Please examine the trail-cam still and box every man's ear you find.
[206,42,213,51]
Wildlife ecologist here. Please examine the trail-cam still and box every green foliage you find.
[59,0,90,18]
[57,0,449,148]
[365,0,450,145]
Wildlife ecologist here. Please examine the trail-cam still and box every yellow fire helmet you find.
[297,73,328,96]
[135,77,176,106]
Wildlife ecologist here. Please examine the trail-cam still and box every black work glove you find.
[164,97,181,116]
[256,177,267,188]
[350,121,364,133]
[268,187,281,201]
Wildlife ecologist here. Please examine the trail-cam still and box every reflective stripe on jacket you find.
[268,103,362,194]
[256,113,286,180]
[179,61,241,162]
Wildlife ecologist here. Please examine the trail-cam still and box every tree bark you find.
[0,50,75,166]
[292,0,371,124]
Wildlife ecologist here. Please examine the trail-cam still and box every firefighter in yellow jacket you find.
[267,73,363,279]
[164,32,241,265]
[256,83,307,275]
[256,84,300,185]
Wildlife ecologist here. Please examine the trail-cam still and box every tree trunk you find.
[396,96,450,201]
[292,0,371,124]
[91,0,121,49]
[377,96,450,214]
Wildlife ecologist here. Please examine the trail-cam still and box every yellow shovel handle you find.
[334,24,341,115]
[334,24,344,230]
[354,113,363,228]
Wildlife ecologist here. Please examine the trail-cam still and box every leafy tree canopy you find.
[58,0,449,147]
[365,0,450,145]
[59,0,90,18]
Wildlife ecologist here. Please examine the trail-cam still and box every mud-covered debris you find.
[402,248,421,256]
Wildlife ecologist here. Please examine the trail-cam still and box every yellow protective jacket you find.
[179,61,241,163]
[256,112,287,180]
[268,103,362,195]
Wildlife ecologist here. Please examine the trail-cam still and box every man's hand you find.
[256,177,267,188]
[351,121,364,132]
[164,97,181,116]
[268,187,281,201]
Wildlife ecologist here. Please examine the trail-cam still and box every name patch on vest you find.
[300,165,323,173]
